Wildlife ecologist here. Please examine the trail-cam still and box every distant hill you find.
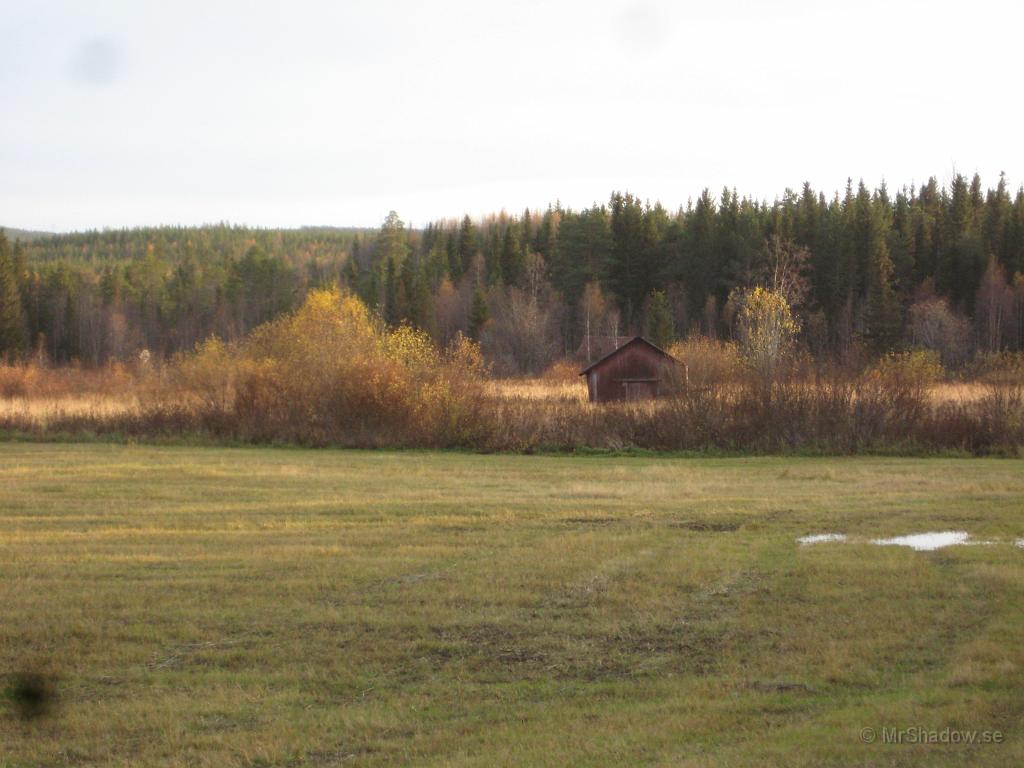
[13,222,374,266]
[0,226,57,242]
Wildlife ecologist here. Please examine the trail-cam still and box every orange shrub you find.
[540,359,580,381]
[666,337,744,387]
[172,288,487,447]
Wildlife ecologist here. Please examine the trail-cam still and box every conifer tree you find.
[609,192,652,320]
[863,207,902,350]
[457,216,477,277]
[684,189,718,310]
[645,290,674,348]
[424,240,450,290]
[483,224,502,286]
[500,225,524,287]
[377,211,409,266]
[409,266,434,334]
[467,286,489,341]
[383,256,398,325]
[0,231,27,356]
[342,253,359,288]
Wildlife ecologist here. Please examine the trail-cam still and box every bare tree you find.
[431,277,464,348]
[482,257,563,375]
[907,296,971,366]
[975,257,1014,351]
[1013,273,1024,351]
[757,235,812,310]
[578,281,609,364]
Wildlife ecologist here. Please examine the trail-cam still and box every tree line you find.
[2,172,1023,373]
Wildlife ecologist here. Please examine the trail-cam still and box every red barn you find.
[578,336,680,403]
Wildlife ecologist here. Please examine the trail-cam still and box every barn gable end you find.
[578,337,679,403]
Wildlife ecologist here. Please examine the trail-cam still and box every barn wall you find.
[586,343,673,403]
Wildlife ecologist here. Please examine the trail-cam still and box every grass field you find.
[2,444,1023,766]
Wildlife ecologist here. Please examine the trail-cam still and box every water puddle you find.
[797,531,1008,551]
[871,531,970,551]
[797,533,847,545]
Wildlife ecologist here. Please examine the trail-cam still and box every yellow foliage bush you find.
[666,337,744,387]
[173,288,487,446]
[735,287,799,380]
[864,350,944,393]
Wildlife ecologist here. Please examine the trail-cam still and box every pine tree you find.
[377,211,410,266]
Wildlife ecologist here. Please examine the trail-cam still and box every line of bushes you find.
[1,289,1023,455]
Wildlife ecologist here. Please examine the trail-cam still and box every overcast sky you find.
[1,0,1021,232]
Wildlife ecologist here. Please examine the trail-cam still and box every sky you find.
[1,0,1021,232]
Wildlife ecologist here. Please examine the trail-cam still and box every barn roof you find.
[578,336,678,376]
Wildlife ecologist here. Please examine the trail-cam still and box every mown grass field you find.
[1,444,1023,766]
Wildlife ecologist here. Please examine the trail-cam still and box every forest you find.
[2,173,1024,375]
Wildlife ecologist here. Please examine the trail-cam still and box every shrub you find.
[173,288,487,447]
[733,287,799,381]
[969,351,1024,386]
[540,359,580,382]
[666,337,744,387]
[0,365,32,397]
[864,350,944,394]
[907,297,971,367]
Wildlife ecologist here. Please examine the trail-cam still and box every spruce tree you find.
[457,216,477,276]
[500,225,524,287]
[409,266,434,334]
[383,256,398,325]
[483,224,502,286]
[0,231,27,356]
[58,288,79,362]
[645,290,674,348]
[467,286,489,341]
[342,253,359,288]
[863,206,902,351]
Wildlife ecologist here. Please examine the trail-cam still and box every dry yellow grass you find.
[929,382,991,404]
[0,396,142,426]
[491,379,998,405]
[0,378,1006,426]
[487,377,588,402]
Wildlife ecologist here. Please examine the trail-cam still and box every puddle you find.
[870,531,970,551]
[798,531,1007,551]
[797,533,847,545]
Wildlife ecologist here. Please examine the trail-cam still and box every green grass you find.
[1,444,1023,767]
